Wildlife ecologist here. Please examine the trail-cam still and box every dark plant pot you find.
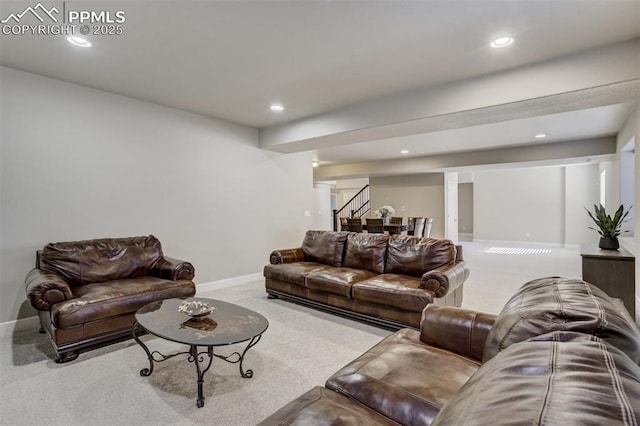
[599,236,619,250]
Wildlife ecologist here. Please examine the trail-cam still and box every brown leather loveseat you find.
[259,277,640,425]
[25,235,196,363]
[264,230,469,328]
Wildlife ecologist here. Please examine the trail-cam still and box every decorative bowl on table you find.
[178,300,214,319]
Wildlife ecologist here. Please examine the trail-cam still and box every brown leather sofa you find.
[25,235,196,363]
[264,230,469,328]
[259,277,640,425]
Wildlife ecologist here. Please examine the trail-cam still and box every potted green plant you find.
[585,203,632,250]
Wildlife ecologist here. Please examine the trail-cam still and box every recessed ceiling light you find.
[312,161,319,168]
[535,133,547,139]
[400,150,409,154]
[67,36,91,47]
[270,104,284,112]
[490,36,513,48]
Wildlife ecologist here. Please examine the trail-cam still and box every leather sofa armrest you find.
[150,256,195,281]
[25,268,74,311]
[270,248,305,264]
[420,305,496,362]
[419,260,470,297]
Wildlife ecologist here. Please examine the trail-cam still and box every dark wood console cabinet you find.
[581,245,636,318]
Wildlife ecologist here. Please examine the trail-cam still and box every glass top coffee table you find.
[132,297,269,408]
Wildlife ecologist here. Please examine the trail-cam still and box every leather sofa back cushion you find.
[40,235,163,286]
[385,236,456,277]
[432,332,640,426]
[301,231,349,267]
[343,233,389,274]
[483,277,640,363]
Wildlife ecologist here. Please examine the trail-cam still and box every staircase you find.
[332,185,370,231]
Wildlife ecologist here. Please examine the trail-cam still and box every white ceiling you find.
[1,0,639,170]
[312,103,638,165]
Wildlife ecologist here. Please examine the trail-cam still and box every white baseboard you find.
[470,239,572,248]
[0,316,40,339]
[196,272,262,293]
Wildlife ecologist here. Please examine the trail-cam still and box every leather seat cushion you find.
[352,274,434,312]
[483,277,640,363]
[40,235,163,286]
[385,236,456,277]
[257,386,400,426]
[307,268,378,297]
[326,328,479,425]
[432,331,640,426]
[263,262,330,286]
[342,233,389,274]
[52,276,195,328]
[301,230,350,267]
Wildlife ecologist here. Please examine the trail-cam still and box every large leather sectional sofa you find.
[264,230,469,328]
[260,277,640,425]
[25,235,196,362]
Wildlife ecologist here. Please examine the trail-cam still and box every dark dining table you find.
[361,224,410,234]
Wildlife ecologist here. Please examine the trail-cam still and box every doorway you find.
[458,182,474,241]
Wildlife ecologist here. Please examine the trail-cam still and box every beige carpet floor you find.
[0,241,583,425]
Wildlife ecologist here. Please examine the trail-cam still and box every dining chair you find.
[407,217,419,235]
[347,218,363,232]
[389,216,403,235]
[340,217,348,231]
[423,217,434,238]
[412,217,426,238]
[365,218,384,234]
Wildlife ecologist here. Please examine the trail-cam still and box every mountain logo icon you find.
[1,3,59,24]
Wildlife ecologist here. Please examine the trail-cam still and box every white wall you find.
[616,103,639,321]
[474,168,563,244]
[618,107,637,246]
[0,67,313,323]
[458,183,474,235]
[599,160,621,211]
[473,165,599,245]
[620,145,635,235]
[444,172,458,242]
[369,173,445,238]
[312,183,332,230]
[565,164,600,245]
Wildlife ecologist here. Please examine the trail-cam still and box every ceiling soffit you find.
[313,137,617,180]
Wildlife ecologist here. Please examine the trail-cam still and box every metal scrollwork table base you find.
[132,298,269,408]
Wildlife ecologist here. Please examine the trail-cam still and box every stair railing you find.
[332,185,370,231]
